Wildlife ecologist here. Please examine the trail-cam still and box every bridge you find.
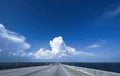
[0,64,120,76]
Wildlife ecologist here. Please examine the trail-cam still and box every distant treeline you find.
[0,62,46,70]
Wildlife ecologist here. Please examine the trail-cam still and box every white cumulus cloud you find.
[28,36,93,59]
[0,24,30,56]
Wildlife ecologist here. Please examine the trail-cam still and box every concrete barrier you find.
[64,65,120,76]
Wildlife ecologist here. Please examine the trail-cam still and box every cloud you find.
[0,24,30,56]
[28,36,93,59]
[9,51,27,57]
[0,49,2,52]
[104,6,120,18]
[87,44,100,49]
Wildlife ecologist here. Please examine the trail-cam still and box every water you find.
[0,62,120,73]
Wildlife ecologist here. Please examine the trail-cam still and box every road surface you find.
[0,64,120,76]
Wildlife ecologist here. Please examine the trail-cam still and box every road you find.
[0,64,120,76]
[63,65,93,76]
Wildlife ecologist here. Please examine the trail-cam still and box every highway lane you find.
[0,65,51,76]
[63,65,93,76]
[25,65,59,76]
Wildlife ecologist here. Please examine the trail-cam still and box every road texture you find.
[0,64,120,76]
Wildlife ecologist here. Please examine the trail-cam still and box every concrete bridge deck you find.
[0,64,120,76]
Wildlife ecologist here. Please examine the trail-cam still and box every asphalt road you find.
[0,64,120,76]
[63,65,93,76]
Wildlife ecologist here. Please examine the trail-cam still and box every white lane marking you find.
[60,65,71,76]
[65,65,95,76]
[47,66,58,72]
[47,68,51,72]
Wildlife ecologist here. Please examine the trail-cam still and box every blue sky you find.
[0,0,120,62]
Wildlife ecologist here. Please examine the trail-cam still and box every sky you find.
[0,0,120,62]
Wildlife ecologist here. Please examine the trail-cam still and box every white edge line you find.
[60,65,70,76]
